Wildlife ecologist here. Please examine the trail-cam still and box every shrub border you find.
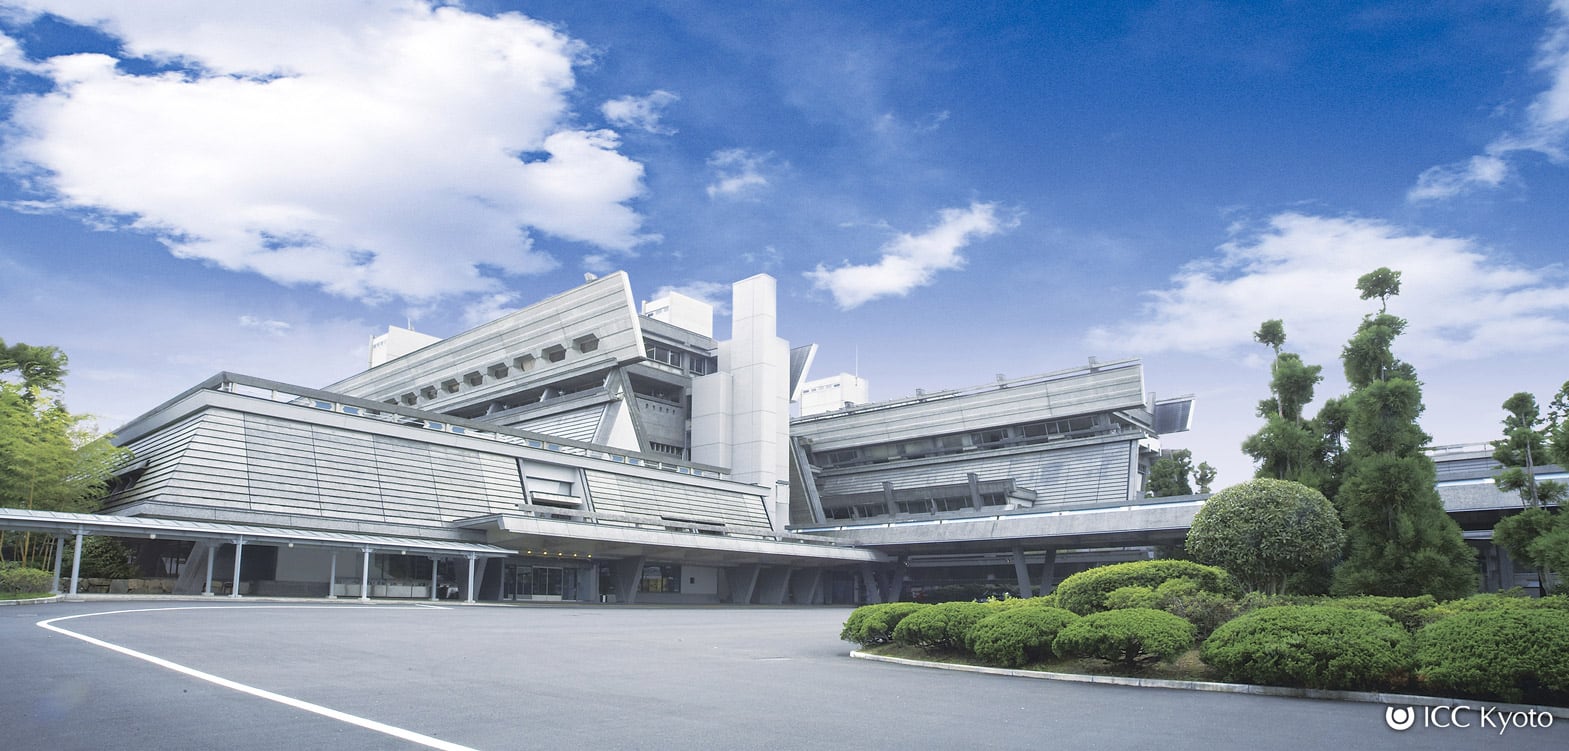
[849,650,1569,718]
[0,594,61,606]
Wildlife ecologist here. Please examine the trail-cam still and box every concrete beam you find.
[1011,544,1033,598]
[789,569,823,605]
[730,564,761,604]
[613,556,645,604]
[756,567,793,605]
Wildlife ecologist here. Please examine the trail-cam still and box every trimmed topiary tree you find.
[1186,478,1343,595]
[840,602,925,646]
[1103,585,1158,610]
[1201,605,1412,690]
[1054,560,1238,615]
[967,607,1081,668]
[1415,609,1569,704]
[1152,578,1239,639]
[1052,608,1195,666]
[892,601,991,652]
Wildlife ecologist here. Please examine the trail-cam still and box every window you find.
[574,334,599,354]
[542,345,567,363]
[689,355,717,375]
[420,385,439,400]
[464,371,484,387]
[646,344,683,369]
[513,354,535,372]
[442,379,461,394]
[488,363,509,379]
[400,393,418,406]
[638,564,681,593]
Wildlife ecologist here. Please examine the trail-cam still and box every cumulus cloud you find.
[600,90,679,135]
[1409,1,1569,201]
[1087,212,1569,363]
[0,31,37,71]
[459,292,521,328]
[238,315,292,336]
[0,1,654,302]
[705,148,773,200]
[805,202,1013,309]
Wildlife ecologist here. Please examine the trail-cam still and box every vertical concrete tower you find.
[691,274,791,529]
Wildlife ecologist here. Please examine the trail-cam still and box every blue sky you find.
[2,1,1567,488]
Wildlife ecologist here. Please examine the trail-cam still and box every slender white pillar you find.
[51,535,65,594]
[228,538,245,598]
[360,547,372,602]
[67,531,84,600]
[327,552,338,599]
[203,542,216,595]
[429,557,439,602]
[465,554,477,604]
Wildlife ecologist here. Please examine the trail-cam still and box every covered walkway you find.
[0,507,511,603]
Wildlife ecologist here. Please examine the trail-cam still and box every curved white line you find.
[38,605,478,751]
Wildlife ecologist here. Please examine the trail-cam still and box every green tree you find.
[1186,479,1344,595]
[1490,382,1569,594]
[1193,462,1217,494]
[0,342,127,568]
[1331,268,1475,600]
[1240,320,1343,494]
[1147,449,1194,497]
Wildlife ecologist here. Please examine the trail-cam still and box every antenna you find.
[854,346,859,378]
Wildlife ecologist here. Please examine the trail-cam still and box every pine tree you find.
[1491,386,1569,594]
[1331,268,1475,599]
[1240,320,1342,493]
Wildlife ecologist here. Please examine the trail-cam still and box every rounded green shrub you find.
[1153,579,1239,638]
[1419,592,1569,624]
[1201,605,1412,690]
[840,602,925,646]
[1415,609,1569,704]
[1318,595,1436,631]
[1055,560,1238,615]
[1052,608,1195,665]
[968,607,1080,667]
[892,601,991,652]
[1185,478,1343,595]
[1103,585,1158,610]
[983,594,1059,612]
[0,565,53,594]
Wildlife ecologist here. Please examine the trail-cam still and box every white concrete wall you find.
[681,565,719,595]
[724,275,791,530]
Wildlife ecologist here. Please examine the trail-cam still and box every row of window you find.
[645,341,717,375]
[386,335,602,407]
[822,493,1007,520]
[813,414,1119,470]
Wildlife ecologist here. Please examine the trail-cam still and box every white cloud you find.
[238,315,292,336]
[649,281,731,315]
[0,31,38,71]
[0,2,654,302]
[459,292,520,328]
[1087,212,1569,364]
[805,202,1013,309]
[705,148,773,200]
[1409,1,1569,200]
[600,90,679,135]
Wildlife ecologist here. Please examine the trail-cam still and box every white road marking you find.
[413,603,451,609]
[38,605,478,751]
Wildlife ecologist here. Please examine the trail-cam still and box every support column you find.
[228,538,245,598]
[203,543,216,596]
[51,534,65,594]
[882,481,898,517]
[967,472,984,511]
[1012,544,1034,598]
[1040,549,1058,594]
[729,564,761,604]
[66,531,84,600]
[789,569,823,605]
[613,557,645,604]
[429,557,440,601]
[756,566,793,605]
[327,551,338,599]
[858,564,882,604]
[360,547,372,602]
[464,554,477,604]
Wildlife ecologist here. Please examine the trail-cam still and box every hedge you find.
[968,607,1080,667]
[1052,608,1195,665]
[0,565,54,594]
[1055,560,1238,615]
[1415,609,1569,704]
[1201,605,1412,691]
[1317,595,1436,631]
[893,601,991,651]
[1418,592,1569,624]
[840,602,926,646]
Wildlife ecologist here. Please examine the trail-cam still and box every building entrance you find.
[502,563,576,601]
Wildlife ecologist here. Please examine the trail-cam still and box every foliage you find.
[78,536,139,579]
[1103,585,1157,610]
[967,607,1081,667]
[1186,479,1344,595]
[1493,508,1564,594]
[1414,609,1569,704]
[1054,560,1238,615]
[1489,388,1569,595]
[1331,269,1475,601]
[914,583,1012,603]
[1193,462,1217,494]
[1152,578,1239,639]
[1418,592,1569,623]
[0,338,69,394]
[982,594,1059,612]
[1052,608,1195,666]
[892,601,991,652]
[1316,595,1436,632]
[840,602,925,646]
[1201,605,1412,691]
[1240,320,1343,494]
[1147,449,1193,497]
[0,564,54,594]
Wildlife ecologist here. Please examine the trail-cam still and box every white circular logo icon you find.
[1385,706,1416,731]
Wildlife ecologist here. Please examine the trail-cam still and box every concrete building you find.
[1,270,1552,603]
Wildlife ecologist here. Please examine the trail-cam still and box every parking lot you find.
[1,599,1560,750]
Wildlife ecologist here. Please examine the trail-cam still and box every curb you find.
[850,651,1569,719]
[0,595,62,607]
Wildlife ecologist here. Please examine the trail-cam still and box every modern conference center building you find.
[0,272,1548,603]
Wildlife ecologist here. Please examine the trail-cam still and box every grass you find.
[0,591,54,600]
[862,644,1218,682]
